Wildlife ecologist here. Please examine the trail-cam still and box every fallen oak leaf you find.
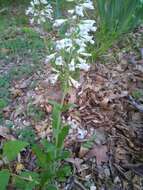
[84,144,108,166]
[66,158,83,172]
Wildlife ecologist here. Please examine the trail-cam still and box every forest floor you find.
[0,2,143,190]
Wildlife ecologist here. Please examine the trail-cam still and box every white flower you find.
[56,38,73,50]
[33,0,40,5]
[53,19,67,27]
[77,57,90,71]
[67,117,78,129]
[77,62,90,71]
[69,77,80,89]
[26,7,34,15]
[68,9,74,14]
[75,39,86,47]
[40,0,47,4]
[69,59,75,71]
[45,53,56,63]
[55,56,63,65]
[82,0,94,10]
[75,5,84,17]
[49,74,59,84]
[77,128,87,140]
[90,185,96,190]
[30,18,34,24]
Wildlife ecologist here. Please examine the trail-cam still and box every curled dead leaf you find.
[84,144,108,166]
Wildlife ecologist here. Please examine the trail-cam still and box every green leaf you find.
[51,102,62,140]
[32,144,47,168]
[40,170,55,188]
[41,140,56,160]
[57,126,69,148]
[57,164,71,181]
[46,184,58,190]
[3,140,29,161]
[0,169,10,190]
[14,171,39,190]
[59,150,71,160]
[0,98,8,110]
[62,103,77,112]
[41,140,56,152]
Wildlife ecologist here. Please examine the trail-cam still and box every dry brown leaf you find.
[0,126,15,140]
[66,158,83,172]
[12,105,25,119]
[79,146,89,158]
[68,87,77,104]
[10,88,23,98]
[85,145,108,166]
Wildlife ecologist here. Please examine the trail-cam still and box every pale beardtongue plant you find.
[26,0,97,93]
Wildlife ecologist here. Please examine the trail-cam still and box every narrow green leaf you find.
[57,164,71,181]
[57,126,69,148]
[3,140,29,161]
[47,184,58,190]
[0,169,10,190]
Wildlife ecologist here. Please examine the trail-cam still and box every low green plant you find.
[0,101,71,190]
[94,0,143,58]
[132,89,143,100]
[82,134,96,149]
[16,127,36,144]
[27,104,46,122]
[0,99,8,110]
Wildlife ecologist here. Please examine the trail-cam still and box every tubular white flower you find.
[75,5,84,17]
[56,38,73,50]
[69,77,80,89]
[53,19,67,27]
[82,0,94,10]
[68,9,74,15]
[40,0,48,4]
[77,57,90,71]
[77,62,90,71]
[69,59,75,71]
[55,56,63,65]
[45,53,56,63]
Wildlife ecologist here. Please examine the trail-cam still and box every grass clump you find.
[94,0,143,58]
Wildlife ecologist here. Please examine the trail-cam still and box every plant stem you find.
[11,173,39,183]
[56,0,61,18]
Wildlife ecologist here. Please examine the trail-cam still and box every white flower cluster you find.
[26,0,96,87]
[46,0,96,87]
[26,0,53,24]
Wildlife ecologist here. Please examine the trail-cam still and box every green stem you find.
[53,87,67,172]
[56,0,61,18]
[11,173,39,183]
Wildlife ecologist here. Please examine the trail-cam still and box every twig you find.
[74,179,87,190]
[128,95,143,113]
